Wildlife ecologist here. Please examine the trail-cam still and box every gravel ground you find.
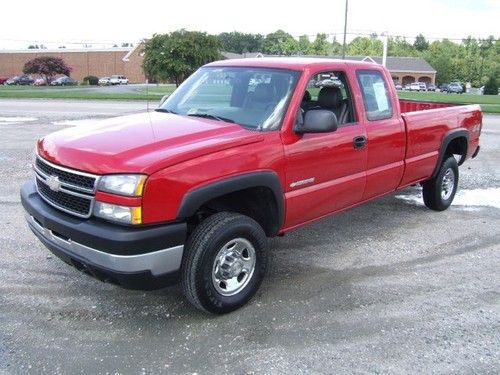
[0,100,498,374]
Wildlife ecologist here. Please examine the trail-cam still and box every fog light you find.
[94,202,142,225]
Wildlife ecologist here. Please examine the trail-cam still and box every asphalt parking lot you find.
[0,99,499,374]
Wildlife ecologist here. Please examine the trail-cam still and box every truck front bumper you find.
[21,180,187,290]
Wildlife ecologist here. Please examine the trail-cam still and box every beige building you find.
[348,56,437,85]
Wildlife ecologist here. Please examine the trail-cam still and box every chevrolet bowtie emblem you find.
[46,175,61,192]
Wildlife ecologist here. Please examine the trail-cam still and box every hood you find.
[38,112,264,175]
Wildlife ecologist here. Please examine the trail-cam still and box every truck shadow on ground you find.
[14,187,483,324]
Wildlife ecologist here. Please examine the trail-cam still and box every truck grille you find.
[34,156,99,218]
[35,157,96,191]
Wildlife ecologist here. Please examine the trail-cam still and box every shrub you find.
[83,75,99,86]
[483,76,498,95]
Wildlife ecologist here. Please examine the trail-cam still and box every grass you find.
[0,84,498,113]
[0,84,176,101]
[397,91,500,113]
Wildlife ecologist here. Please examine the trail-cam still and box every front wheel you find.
[181,212,268,314]
[422,156,459,211]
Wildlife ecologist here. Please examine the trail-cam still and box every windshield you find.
[159,66,300,130]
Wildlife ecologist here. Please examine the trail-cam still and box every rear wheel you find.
[181,212,267,314]
[422,156,459,211]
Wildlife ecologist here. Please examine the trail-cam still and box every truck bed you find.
[398,100,482,186]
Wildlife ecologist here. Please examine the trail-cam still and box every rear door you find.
[355,69,406,200]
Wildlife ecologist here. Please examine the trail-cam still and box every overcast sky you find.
[1,0,498,49]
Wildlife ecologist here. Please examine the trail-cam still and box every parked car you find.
[315,77,343,88]
[34,78,47,86]
[409,82,421,91]
[109,75,129,85]
[438,84,449,92]
[50,76,77,86]
[394,83,403,90]
[427,84,436,91]
[447,82,464,94]
[6,75,34,85]
[98,77,111,85]
[404,84,411,90]
[21,58,482,314]
[0,76,8,85]
[418,82,427,91]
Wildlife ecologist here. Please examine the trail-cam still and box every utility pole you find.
[342,0,349,59]
[382,32,388,67]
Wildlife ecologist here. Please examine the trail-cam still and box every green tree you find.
[309,33,330,55]
[483,75,498,95]
[142,30,221,86]
[218,32,263,54]
[424,39,461,84]
[348,37,382,56]
[23,56,72,84]
[388,37,419,57]
[262,30,296,55]
[330,36,342,55]
[414,34,429,52]
[297,35,311,55]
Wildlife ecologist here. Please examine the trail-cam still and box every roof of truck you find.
[207,57,379,70]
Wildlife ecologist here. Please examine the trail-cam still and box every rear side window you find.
[357,70,393,121]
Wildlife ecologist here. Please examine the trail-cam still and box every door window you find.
[357,71,393,121]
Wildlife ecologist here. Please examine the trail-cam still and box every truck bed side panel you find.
[399,104,481,187]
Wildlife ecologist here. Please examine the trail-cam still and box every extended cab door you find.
[282,69,367,230]
[355,69,406,200]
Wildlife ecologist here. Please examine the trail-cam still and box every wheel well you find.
[445,136,467,165]
[188,187,279,237]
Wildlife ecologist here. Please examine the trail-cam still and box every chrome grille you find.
[37,178,92,216]
[34,156,99,218]
[34,156,97,193]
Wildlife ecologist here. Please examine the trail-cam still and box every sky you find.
[0,0,498,49]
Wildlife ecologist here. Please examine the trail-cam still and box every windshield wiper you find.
[155,108,177,114]
[187,113,235,123]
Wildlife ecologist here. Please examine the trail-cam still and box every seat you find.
[245,83,275,110]
[300,90,313,111]
[315,86,349,124]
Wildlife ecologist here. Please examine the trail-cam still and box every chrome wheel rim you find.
[441,168,455,200]
[212,238,256,296]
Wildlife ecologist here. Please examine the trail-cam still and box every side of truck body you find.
[21,58,481,313]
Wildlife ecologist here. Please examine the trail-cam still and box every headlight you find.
[98,174,146,196]
[94,202,142,225]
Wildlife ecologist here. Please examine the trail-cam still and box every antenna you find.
[146,78,149,112]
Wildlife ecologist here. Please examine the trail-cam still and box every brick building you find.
[0,46,147,83]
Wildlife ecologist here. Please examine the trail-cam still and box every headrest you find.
[302,90,311,102]
[253,83,274,103]
[318,87,342,109]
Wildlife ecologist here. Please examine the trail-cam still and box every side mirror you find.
[159,94,170,106]
[295,109,338,134]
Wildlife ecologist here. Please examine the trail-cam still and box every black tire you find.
[422,156,459,211]
[181,212,268,314]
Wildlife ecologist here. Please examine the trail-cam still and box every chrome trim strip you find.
[35,155,101,192]
[35,177,94,219]
[26,213,184,276]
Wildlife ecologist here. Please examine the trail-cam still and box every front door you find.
[283,69,367,230]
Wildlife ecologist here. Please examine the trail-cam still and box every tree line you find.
[141,29,498,89]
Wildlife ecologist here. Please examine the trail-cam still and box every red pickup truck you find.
[21,58,482,314]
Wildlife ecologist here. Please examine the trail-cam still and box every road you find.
[0,100,499,374]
